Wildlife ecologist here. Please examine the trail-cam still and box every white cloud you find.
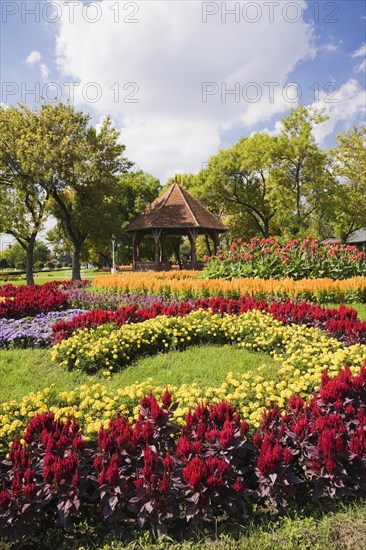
[311,79,366,144]
[40,63,50,81]
[25,50,42,65]
[25,50,49,81]
[355,60,366,73]
[54,0,315,181]
[352,43,366,58]
[352,43,366,72]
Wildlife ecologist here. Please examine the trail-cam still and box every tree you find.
[330,126,366,242]
[26,104,131,280]
[0,106,51,284]
[187,133,279,238]
[270,106,333,237]
[2,241,50,269]
[84,171,161,267]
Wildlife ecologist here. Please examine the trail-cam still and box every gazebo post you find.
[212,230,220,255]
[152,228,162,268]
[160,232,166,263]
[132,232,138,270]
[188,228,198,269]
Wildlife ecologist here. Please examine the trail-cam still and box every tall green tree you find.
[187,133,279,238]
[271,106,333,237]
[34,104,131,279]
[84,171,160,267]
[0,106,51,284]
[330,125,366,242]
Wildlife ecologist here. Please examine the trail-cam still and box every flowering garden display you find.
[1,365,366,542]
[1,271,366,544]
[202,236,366,280]
[94,271,366,303]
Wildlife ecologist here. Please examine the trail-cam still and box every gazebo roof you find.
[125,183,228,232]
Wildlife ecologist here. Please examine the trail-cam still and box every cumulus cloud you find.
[25,50,50,81]
[355,60,366,73]
[352,43,366,72]
[25,50,42,65]
[40,63,50,81]
[54,0,316,181]
[311,79,366,144]
[353,43,366,58]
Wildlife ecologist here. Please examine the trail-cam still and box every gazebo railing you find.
[134,261,205,272]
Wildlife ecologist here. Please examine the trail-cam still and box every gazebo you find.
[125,182,228,271]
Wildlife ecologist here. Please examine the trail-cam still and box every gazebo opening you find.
[125,182,228,271]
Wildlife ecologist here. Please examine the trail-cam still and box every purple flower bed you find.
[66,289,186,311]
[0,310,86,349]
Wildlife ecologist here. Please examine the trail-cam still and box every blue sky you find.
[1,0,365,182]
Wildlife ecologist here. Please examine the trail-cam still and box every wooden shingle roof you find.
[126,183,227,232]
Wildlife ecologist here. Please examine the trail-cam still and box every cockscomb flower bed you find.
[52,297,366,346]
[1,365,366,542]
[0,310,85,349]
[93,271,366,303]
[202,236,366,280]
[0,281,88,319]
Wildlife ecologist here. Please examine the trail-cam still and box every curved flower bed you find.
[0,310,361,444]
[1,364,366,542]
[52,298,366,346]
[93,272,366,303]
[52,309,366,374]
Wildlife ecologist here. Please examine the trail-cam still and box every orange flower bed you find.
[93,272,366,303]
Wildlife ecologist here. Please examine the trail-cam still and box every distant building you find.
[348,229,366,251]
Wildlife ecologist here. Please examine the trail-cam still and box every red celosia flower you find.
[0,490,11,509]
[162,388,172,408]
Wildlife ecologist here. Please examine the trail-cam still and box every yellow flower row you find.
[93,272,366,302]
[52,309,289,373]
[1,312,366,445]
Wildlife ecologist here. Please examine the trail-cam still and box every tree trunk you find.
[263,219,270,239]
[26,235,36,285]
[72,244,82,280]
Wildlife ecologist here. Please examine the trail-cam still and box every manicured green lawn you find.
[104,501,366,550]
[0,345,275,403]
[0,268,102,286]
[26,499,366,550]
